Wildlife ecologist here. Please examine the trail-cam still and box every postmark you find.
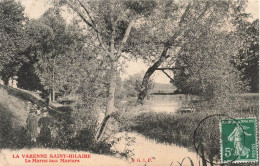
[194,114,230,165]
[220,118,258,163]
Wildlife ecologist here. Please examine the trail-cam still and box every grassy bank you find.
[130,110,258,144]
[128,110,258,165]
[124,94,259,165]
[0,86,112,155]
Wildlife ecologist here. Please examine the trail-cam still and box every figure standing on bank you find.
[26,108,39,142]
[38,109,54,147]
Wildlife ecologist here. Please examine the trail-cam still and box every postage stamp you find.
[220,118,258,163]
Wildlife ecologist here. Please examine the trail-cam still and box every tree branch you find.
[77,0,96,27]
[167,2,211,47]
[110,15,116,60]
[67,1,94,29]
[156,67,180,70]
[162,70,175,82]
[66,0,110,54]
[96,34,110,55]
[179,2,191,26]
[116,18,136,59]
[196,2,211,21]
[76,0,111,55]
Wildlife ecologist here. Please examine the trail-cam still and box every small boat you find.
[176,106,195,114]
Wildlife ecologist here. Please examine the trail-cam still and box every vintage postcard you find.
[0,0,259,165]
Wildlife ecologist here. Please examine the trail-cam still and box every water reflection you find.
[144,94,196,113]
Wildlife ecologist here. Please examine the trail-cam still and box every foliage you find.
[232,19,259,92]
[124,0,250,103]
[70,127,112,154]
[27,9,79,95]
[166,1,257,111]
[127,0,247,62]
[57,104,113,154]
[173,30,245,111]
[109,132,136,159]
[55,0,158,117]
[0,0,28,84]
[122,72,154,99]
[80,0,157,47]
[17,63,44,91]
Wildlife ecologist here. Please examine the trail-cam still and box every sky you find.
[18,0,259,84]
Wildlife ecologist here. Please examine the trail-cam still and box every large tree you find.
[125,0,248,104]
[232,19,259,92]
[25,8,79,101]
[172,30,245,108]
[0,0,28,84]
[57,0,157,117]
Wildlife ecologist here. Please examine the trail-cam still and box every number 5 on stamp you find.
[220,118,258,163]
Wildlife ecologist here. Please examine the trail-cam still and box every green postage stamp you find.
[220,118,258,163]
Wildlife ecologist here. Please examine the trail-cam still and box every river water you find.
[114,95,202,165]
[143,94,196,113]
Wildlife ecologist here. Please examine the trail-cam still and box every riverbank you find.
[126,106,259,165]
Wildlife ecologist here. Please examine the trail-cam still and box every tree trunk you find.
[137,46,169,104]
[96,20,118,141]
[105,67,116,116]
[52,59,55,102]
[49,92,52,104]
[96,65,117,141]
[105,23,116,116]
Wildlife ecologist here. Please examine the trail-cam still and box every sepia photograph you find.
[0,0,259,165]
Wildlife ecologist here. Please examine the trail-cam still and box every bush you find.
[67,128,112,154]
[122,72,154,100]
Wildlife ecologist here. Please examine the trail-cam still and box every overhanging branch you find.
[156,67,179,70]
[161,69,175,82]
